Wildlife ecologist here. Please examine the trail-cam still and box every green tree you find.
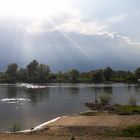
[6,63,18,82]
[37,64,50,83]
[135,67,140,79]
[91,69,103,83]
[68,69,80,82]
[26,60,39,82]
[0,73,8,83]
[56,71,64,82]
[17,68,27,82]
[103,67,113,81]
[125,71,136,82]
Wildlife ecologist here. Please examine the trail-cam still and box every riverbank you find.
[1,113,140,140]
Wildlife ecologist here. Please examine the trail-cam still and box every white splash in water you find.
[0,98,30,104]
[16,83,47,89]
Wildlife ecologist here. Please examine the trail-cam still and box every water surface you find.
[0,83,140,131]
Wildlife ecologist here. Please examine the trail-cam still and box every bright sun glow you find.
[0,0,71,18]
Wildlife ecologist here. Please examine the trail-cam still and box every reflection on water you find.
[103,86,113,94]
[69,87,79,95]
[26,88,50,105]
[0,83,140,131]
[6,86,17,98]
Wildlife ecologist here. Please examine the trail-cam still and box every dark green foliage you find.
[68,69,80,82]
[0,73,9,83]
[103,67,114,81]
[37,64,50,83]
[17,68,27,82]
[90,69,103,83]
[26,60,50,83]
[27,60,39,82]
[135,67,140,79]
[6,63,18,83]
[0,60,140,83]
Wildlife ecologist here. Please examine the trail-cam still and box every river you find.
[0,83,140,131]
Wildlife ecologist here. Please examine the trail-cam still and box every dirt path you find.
[46,115,140,127]
[0,115,140,140]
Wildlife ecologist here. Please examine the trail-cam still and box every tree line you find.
[0,60,140,83]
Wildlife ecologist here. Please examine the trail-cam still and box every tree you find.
[37,64,50,83]
[135,67,140,79]
[26,60,39,82]
[125,71,136,82]
[103,67,113,81]
[6,63,18,82]
[90,69,103,83]
[17,68,27,82]
[68,69,80,82]
[0,73,8,83]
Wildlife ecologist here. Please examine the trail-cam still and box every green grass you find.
[120,125,140,137]
[113,105,140,115]
[105,125,140,137]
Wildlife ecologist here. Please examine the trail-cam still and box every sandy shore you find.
[0,114,140,140]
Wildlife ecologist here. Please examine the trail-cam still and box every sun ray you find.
[46,16,96,62]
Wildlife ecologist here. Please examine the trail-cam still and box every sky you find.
[0,0,140,72]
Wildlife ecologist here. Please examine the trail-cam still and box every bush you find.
[10,122,21,133]
[112,105,140,115]
[100,94,111,105]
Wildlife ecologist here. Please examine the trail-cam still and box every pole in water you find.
[95,81,97,104]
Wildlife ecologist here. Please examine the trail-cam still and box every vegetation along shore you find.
[0,60,140,83]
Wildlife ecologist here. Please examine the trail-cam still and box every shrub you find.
[100,94,111,105]
[112,105,140,115]
[10,122,21,133]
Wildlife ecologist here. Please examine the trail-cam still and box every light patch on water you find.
[0,98,30,104]
[16,83,47,89]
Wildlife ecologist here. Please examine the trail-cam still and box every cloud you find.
[96,31,140,46]
[0,24,140,71]
[0,9,139,71]
[25,8,126,35]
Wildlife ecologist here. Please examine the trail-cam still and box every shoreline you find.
[20,116,62,133]
[2,109,140,134]
[16,110,140,133]
[0,112,140,140]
